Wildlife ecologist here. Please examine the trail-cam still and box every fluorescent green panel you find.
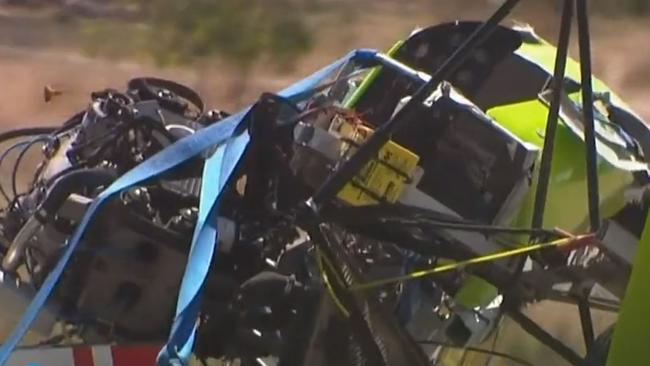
[343,40,404,108]
[516,39,633,111]
[488,100,632,232]
[607,213,650,366]
[454,276,499,308]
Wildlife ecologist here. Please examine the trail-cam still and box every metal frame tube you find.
[578,295,596,351]
[310,0,522,207]
[509,311,583,366]
[576,0,601,232]
[530,0,574,230]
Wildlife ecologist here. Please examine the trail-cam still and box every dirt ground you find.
[1,2,649,124]
[0,2,646,365]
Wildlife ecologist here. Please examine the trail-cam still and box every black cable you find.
[53,111,84,135]
[11,137,51,212]
[0,127,56,144]
[0,140,31,204]
[0,128,56,204]
[414,340,533,366]
[325,205,561,238]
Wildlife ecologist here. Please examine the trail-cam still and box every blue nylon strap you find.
[0,48,378,366]
[157,131,251,365]
[0,108,250,366]
[157,49,379,366]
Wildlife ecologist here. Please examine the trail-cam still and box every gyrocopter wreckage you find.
[0,0,648,365]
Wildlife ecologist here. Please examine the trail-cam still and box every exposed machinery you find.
[0,1,648,365]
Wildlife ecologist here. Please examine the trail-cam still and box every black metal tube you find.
[507,0,574,299]
[530,0,574,230]
[508,311,583,366]
[577,295,595,352]
[39,167,117,215]
[309,0,522,207]
[547,290,619,313]
[577,0,601,232]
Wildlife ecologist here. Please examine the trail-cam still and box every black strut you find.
[506,1,575,336]
[512,0,599,360]
[308,0,522,208]
[530,0,574,231]
[578,292,596,352]
[509,311,583,366]
[575,0,599,351]
[507,0,575,311]
[576,0,601,233]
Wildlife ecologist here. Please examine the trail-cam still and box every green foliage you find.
[130,0,313,71]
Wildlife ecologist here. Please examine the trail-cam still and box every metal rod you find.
[530,0,574,230]
[404,220,560,237]
[546,291,619,313]
[508,311,583,366]
[374,52,430,84]
[577,295,596,352]
[309,0,522,207]
[576,0,601,232]
[507,0,574,305]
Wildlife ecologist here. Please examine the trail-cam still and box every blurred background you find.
[1,0,649,124]
[0,0,648,365]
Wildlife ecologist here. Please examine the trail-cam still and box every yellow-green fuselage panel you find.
[606,212,650,365]
[487,98,633,232]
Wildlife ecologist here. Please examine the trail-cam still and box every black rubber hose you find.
[0,128,57,144]
[2,167,118,272]
[128,77,205,114]
[37,167,118,217]
[12,136,52,211]
[0,128,56,205]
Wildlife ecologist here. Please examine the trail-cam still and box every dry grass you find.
[0,2,647,364]
[1,2,649,123]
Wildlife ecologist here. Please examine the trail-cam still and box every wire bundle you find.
[0,128,56,210]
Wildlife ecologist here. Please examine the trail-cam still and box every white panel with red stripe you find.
[6,344,161,366]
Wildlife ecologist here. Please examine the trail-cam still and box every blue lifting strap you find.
[156,49,378,366]
[156,130,251,366]
[0,49,378,366]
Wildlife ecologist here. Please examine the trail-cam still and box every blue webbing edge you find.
[0,48,378,366]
